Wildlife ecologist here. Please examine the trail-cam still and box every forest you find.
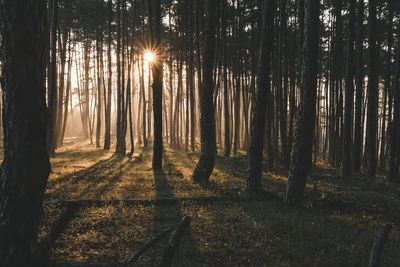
[0,0,399,266]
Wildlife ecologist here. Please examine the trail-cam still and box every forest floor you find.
[41,137,400,266]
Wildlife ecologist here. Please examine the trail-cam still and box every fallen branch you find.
[161,216,192,267]
[125,226,175,264]
[35,204,79,261]
[369,223,392,267]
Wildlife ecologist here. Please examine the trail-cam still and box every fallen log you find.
[161,216,192,267]
[125,226,175,264]
[35,204,79,263]
[369,223,392,267]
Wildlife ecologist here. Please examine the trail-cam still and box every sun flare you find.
[144,51,155,62]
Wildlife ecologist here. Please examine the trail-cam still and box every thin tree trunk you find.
[366,0,378,180]
[353,0,364,172]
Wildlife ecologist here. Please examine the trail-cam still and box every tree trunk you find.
[151,0,163,169]
[246,0,275,191]
[388,27,400,182]
[353,0,364,172]
[285,0,320,204]
[342,0,355,176]
[192,0,218,183]
[47,0,58,157]
[104,0,113,150]
[366,0,378,180]
[0,1,51,265]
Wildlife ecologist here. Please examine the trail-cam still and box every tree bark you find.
[366,0,378,180]
[285,0,320,204]
[192,0,218,183]
[342,0,355,176]
[151,0,163,169]
[0,1,51,265]
[246,0,275,192]
[47,0,58,156]
[353,0,364,172]
[104,0,113,150]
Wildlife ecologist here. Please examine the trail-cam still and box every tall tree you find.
[285,0,320,204]
[388,23,400,182]
[246,0,275,192]
[47,0,58,157]
[366,0,378,180]
[0,0,51,265]
[342,0,356,176]
[151,0,163,169]
[192,0,218,183]
[104,0,113,150]
[353,0,364,172]
[95,0,103,148]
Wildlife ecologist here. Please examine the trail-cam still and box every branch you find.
[160,216,192,267]
[369,223,392,267]
[36,204,79,260]
[125,226,175,264]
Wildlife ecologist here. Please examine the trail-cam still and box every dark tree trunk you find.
[388,27,400,182]
[379,5,393,170]
[0,1,51,265]
[366,0,378,180]
[342,0,355,176]
[104,0,113,150]
[189,52,196,152]
[285,0,319,204]
[141,54,147,147]
[223,64,231,157]
[151,0,163,169]
[278,0,289,169]
[95,0,103,148]
[353,0,364,172]
[60,40,72,145]
[47,0,58,157]
[192,0,218,183]
[246,0,275,192]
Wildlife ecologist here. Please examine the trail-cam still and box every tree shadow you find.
[152,166,203,265]
[46,152,143,200]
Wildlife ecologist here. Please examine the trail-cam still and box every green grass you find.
[41,138,400,266]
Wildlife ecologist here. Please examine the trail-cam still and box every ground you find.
[41,138,400,266]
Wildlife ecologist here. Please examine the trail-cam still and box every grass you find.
[41,138,400,266]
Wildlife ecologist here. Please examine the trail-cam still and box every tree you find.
[388,23,400,182]
[104,0,113,150]
[151,0,163,169]
[192,0,218,183]
[246,0,275,192]
[366,0,378,180]
[0,0,51,265]
[353,0,364,173]
[342,0,355,176]
[48,0,59,157]
[285,0,320,204]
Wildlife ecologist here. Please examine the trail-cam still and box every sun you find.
[144,51,155,62]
